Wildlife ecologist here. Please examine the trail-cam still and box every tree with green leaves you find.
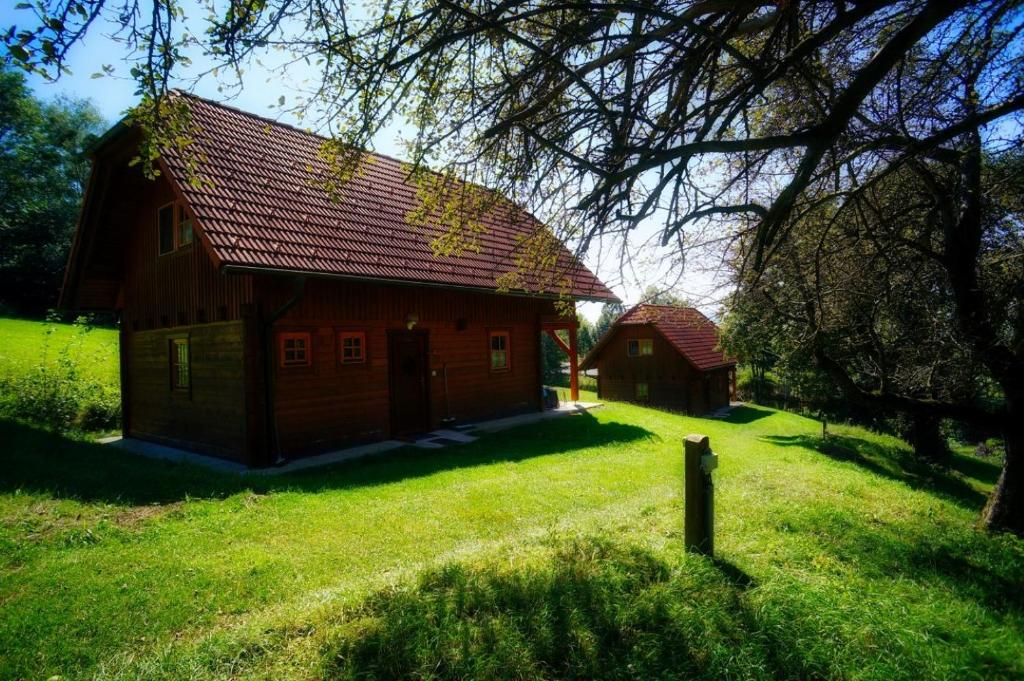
[6,1,1022,532]
[0,66,104,316]
[594,301,625,341]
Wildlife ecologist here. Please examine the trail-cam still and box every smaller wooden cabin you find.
[581,304,736,414]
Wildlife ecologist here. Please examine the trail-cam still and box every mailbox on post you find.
[685,434,716,556]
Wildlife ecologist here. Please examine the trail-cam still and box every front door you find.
[388,330,430,435]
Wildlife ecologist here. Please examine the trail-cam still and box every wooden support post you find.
[684,434,717,555]
[568,324,579,403]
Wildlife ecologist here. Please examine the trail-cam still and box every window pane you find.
[640,339,653,355]
[627,339,639,356]
[171,339,189,389]
[178,216,193,246]
[341,333,364,363]
[158,206,175,254]
[491,350,507,369]
[636,382,648,398]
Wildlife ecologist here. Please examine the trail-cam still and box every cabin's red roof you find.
[158,93,616,301]
[582,304,736,371]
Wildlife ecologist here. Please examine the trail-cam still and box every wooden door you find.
[388,330,430,435]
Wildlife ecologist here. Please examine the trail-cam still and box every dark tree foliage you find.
[594,302,626,341]
[0,67,104,316]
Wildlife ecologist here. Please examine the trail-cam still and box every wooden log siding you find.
[120,174,252,332]
[259,276,553,457]
[124,321,248,460]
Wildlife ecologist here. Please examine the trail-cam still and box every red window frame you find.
[339,331,366,364]
[279,332,311,367]
[489,330,510,372]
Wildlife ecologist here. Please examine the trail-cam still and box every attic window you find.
[627,338,653,357]
[177,204,194,246]
[158,201,194,255]
[158,205,175,255]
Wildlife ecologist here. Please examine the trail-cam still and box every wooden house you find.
[580,304,736,414]
[61,93,616,466]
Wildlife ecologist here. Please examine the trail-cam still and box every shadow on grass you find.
[319,537,1023,680]
[0,412,653,506]
[720,404,774,424]
[760,433,996,510]
[324,539,802,681]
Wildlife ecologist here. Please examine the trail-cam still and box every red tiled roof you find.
[581,304,736,371]
[158,93,616,301]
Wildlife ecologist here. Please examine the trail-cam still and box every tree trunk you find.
[983,399,1024,535]
[908,413,948,466]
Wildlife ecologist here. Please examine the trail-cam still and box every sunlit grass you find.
[0,398,1020,680]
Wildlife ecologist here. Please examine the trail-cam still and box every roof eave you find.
[220,264,619,303]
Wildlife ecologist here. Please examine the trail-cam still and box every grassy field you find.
[1,396,1020,680]
[0,316,119,385]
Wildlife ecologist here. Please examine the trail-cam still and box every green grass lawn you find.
[0,316,120,386]
[1,400,1021,680]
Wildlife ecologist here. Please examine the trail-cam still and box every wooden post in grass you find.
[685,434,717,556]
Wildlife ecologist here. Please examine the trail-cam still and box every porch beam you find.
[544,328,571,355]
[568,324,579,402]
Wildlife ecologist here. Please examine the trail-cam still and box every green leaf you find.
[278,95,285,106]
[8,44,30,62]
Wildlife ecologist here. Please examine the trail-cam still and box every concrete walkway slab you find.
[100,401,603,475]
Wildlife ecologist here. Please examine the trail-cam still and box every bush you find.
[0,315,120,432]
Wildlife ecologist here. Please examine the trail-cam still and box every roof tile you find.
[162,93,616,301]
[583,304,735,371]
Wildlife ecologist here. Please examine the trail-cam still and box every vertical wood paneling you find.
[120,174,252,331]
[259,276,552,457]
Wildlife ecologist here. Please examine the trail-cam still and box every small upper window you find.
[627,338,653,357]
[177,204,193,246]
[170,338,190,390]
[339,331,366,364]
[279,332,311,367]
[158,201,194,255]
[158,205,175,255]
[490,331,510,371]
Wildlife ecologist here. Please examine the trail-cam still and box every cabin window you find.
[169,338,190,390]
[177,204,194,246]
[158,204,175,255]
[339,331,366,364]
[635,382,649,400]
[279,332,311,367]
[158,201,194,255]
[627,338,653,357]
[490,331,510,371]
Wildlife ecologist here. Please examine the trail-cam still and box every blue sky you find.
[1,2,727,320]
